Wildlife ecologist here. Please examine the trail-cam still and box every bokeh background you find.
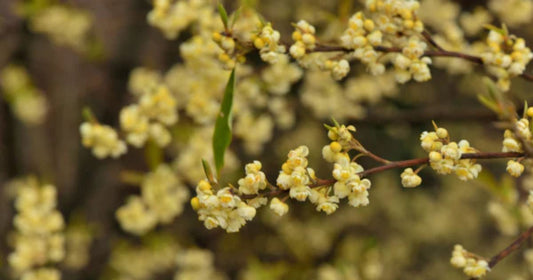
[1,0,533,279]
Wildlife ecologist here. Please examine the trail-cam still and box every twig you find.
[312,43,533,82]
[488,225,533,268]
[422,30,445,52]
[468,225,533,280]
[241,151,525,200]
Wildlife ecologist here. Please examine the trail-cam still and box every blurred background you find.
[1,0,533,279]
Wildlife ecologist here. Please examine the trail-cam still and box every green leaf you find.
[213,69,236,176]
[82,107,97,123]
[477,94,499,114]
[202,158,217,184]
[230,7,242,29]
[218,3,229,31]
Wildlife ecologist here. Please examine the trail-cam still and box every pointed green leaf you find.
[202,158,217,184]
[218,3,229,31]
[213,69,236,176]
[477,94,499,114]
[230,7,242,29]
[82,107,97,123]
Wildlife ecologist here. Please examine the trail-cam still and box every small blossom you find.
[270,197,289,216]
[400,168,422,188]
[507,160,525,177]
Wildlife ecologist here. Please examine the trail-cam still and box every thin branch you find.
[488,225,533,268]
[241,151,525,200]
[422,30,445,52]
[468,225,533,280]
[312,43,533,81]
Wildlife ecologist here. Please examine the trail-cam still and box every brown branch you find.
[422,30,445,52]
[468,225,533,279]
[489,225,533,268]
[242,151,525,200]
[313,42,533,81]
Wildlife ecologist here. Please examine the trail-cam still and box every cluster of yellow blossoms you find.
[192,123,377,232]
[120,85,178,148]
[481,29,533,91]
[340,11,383,76]
[21,4,93,52]
[80,122,127,159]
[8,177,65,280]
[147,0,212,39]
[289,20,317,59]
[277,145,314,201]
[252,23,286,64]
[420,124,482,181]
[501,108,533,177]
[450,244,490,278]
[192,179,257,233]
[116,165,189,235]
[1,65,48,125]
[213,32,245,70]
[80,71,179,158]
[323,125,372,208]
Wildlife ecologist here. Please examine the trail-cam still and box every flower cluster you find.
[277,145,314,201]
[213,32,245,69]
[290,20,317,59]
[238,161,268,195]
[120,85,178,148]
[340,11,384,75]
[27,4,92,52]
[323,59,351,80]
[80,122,127,159]
[116,165,189,235]
[8,177,65,280]
[481,29,533,91]
[323,124,372,208]
[261,54,303,95]
[253,23,286,64]
[400,168,422,188]
[366,0,424,35]
[1,65,48,125]
[450,244,490,278]
[394,36,432,83]
[192,179,257,233]
[488,0,533,27]
[147,0,213,39]
[420,124,482,180]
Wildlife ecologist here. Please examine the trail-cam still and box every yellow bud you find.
[190,197,200,211]
[212,32,222,42]
[527,107,533,118]
[282,163,291,174]
[253,37,265,49]
[429,151,442,162]
[218,53,231,62]
[403,20,414,29]
[302,34,315,46]
[363,19,374,31]
[198,180,212,192]
[292,30,302,41]
[330,141,342,153]
[436,128,448,139]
